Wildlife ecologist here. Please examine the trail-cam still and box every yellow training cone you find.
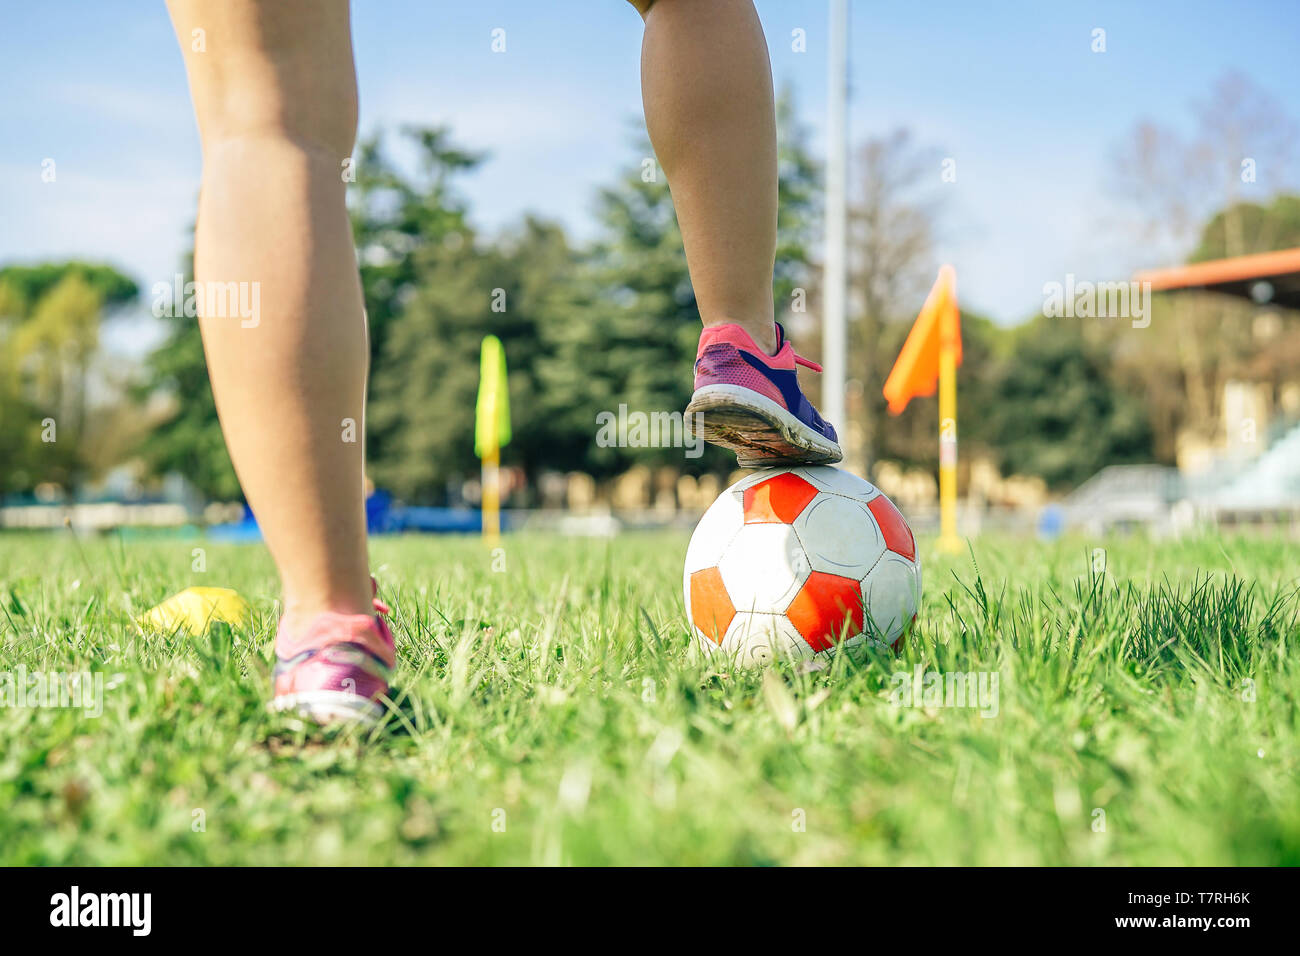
[139,587,251,636]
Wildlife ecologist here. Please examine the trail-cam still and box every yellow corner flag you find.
[883,266,963,554]
[475,335,511,541]
[475,335,511,458]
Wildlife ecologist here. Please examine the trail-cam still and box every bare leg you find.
[166,0,372,631]
[634,0,780,354]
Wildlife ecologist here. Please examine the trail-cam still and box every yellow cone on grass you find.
[139,586,251,636]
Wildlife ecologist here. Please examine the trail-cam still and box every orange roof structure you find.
[1135,247,1300,309]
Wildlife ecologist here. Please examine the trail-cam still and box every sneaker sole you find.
[686,384,843,468]
[267,690,385,726]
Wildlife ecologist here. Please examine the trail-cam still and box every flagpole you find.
[823,0,849,450]
[881,266,963,554]
[483,445,500,545]
[938,332,960,554]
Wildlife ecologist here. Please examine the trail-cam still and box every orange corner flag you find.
[882,265,961,415]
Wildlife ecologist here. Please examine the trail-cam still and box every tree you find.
[533,131,705,478]
[980,317,1154,488]
[1190,195,1300,262]
[1111,71,1299,264]
[0,364,45,495]
[874,308,1006,470]
[135,244,246,500]
[134,91,823,501]
[355,127,587,499]
[136,288,242,500]
[796,126,946,476]
[537,89,823,479]
[0,263,138,492]
[0,262,136,315]
[369,216,580,499]
[349,126,484,371]
[17,275,103,446]
[847,129,945,472]
[138,127,493,502]
[1110,73,1300,452]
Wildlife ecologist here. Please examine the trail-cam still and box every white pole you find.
[823,0,849,447]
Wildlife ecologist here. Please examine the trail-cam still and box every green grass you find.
[1,529,1297,865]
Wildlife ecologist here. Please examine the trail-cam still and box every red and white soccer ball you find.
[683,466,921,665]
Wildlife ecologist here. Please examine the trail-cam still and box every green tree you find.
[873,308,1007,469]
[534,135,704,477]
[135,241,248,500]
[1190,195,1300,261]
[350,127,484,370]
[980,317,1154,488]
[0,365,44,495]
[357,128,584,499]
[369,216,580,499]
[537,90,822,478]
[0,262,135,315]
[136,94,823,502]
[0,263,137,492]
[137,128,489,502]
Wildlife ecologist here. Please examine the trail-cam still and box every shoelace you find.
[370,576,390,616]
[774,321,823,374]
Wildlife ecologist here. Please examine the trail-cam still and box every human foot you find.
[686,322,842,468]
[268,580,395,725]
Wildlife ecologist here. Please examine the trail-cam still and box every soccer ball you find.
[683,466,921,665]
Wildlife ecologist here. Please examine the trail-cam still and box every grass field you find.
[1,529,1297,866]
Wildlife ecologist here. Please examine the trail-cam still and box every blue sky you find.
[2,0,1298,354]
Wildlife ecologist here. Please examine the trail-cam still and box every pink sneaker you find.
[268,580,395,725]
[686,322,842,468]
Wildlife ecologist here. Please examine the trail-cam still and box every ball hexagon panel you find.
[786,570,866,652]
[718,522,809,614]
[796,465,881,501]
[742,472,819,525]
[722,612,812,667]
[867,494,917,562]
[683,484,744,574]
[686,566,735,644]
[793,494,885,578]
[863,553,921,643]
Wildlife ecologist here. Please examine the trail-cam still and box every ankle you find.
[704,318,777,355]
[281,589,375,636]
